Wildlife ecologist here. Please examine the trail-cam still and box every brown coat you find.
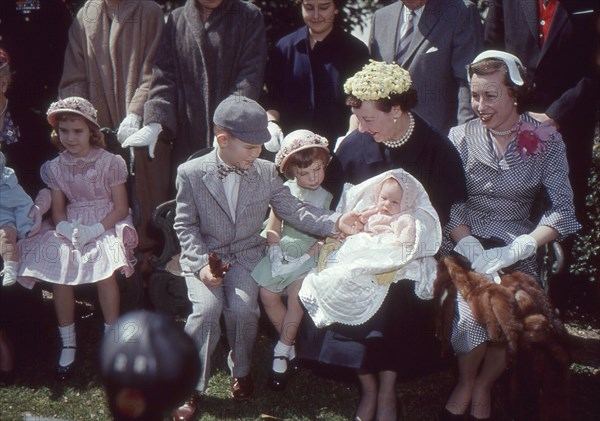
[59,0,167,251]
[59,0,164,128]
[143,0,267,168]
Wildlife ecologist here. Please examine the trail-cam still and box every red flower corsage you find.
[516,120,556,160]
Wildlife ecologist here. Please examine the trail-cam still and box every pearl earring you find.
[513,101,518,107]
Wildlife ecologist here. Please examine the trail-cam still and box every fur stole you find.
[434,255,572,421]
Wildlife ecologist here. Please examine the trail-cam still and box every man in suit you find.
[369,0,483,134]
[484,0,598,228]
[172,95,361,420]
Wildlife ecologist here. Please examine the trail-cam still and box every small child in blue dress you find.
[0,151,37,286]
[251,129,332,390]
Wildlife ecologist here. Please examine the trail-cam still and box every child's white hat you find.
[47,97,100,129]
[275,129,329,170]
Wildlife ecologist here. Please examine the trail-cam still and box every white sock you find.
[58,323,76,367]
[272,341,292,373]
[104,322,115,336]
[1,261,18,287]
[289,344,296,361]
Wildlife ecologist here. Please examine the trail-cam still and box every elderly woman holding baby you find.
[298,61,467,421]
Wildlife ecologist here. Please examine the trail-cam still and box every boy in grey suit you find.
[172,95,361,420]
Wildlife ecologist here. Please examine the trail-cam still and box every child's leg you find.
[261,280,304,375]
[0,227,19,286]
[260,287,286,335]
[222,264,260,380]
[0,226,19,261]
[96,274,120,326]
[53,284,76,368]
[281,279,304,347]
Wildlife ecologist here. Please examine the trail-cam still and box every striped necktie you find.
[396,10,416,64]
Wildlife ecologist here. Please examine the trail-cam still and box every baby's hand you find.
[360,207,379,219]
[197,264,223,287]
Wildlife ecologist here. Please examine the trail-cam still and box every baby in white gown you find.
[299,169,441,327]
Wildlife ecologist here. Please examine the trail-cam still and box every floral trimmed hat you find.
[47,97,100,129]
[275,129,329,170]
[344,60,412,101]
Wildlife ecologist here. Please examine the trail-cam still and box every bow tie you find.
[217,163,248,179]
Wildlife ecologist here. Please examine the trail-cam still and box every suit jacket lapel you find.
[203,152,234,222]
[184,0,207,59]
[465,121,499,172]
[108,0,137,46]
[387,3,402,63]
[235,165,259,220]
[519,0,540,45]
[403,0,440,66]
[540,2,569,59]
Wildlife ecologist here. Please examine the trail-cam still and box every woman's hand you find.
[472,234,537,274]
[528,112,558,128]
[454,235,485,263]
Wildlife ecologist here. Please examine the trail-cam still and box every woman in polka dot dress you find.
[441,50,580,420]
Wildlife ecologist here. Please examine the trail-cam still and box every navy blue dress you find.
[297,113,467,376]
[263,26,369,151]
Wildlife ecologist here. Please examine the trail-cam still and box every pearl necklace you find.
[489,117,521,136]
[383,112,415,149]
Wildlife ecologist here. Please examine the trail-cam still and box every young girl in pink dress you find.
[18,97,138,380]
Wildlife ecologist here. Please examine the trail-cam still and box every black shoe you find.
[56,346,76,381]
[288,356,301,374]
[268,355,300,391]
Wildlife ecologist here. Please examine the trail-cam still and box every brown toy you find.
[208,252,231,278]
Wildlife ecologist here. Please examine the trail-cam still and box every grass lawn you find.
[0,287,598,421]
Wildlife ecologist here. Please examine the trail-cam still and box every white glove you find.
[454,235,485,263]
[269,245,285,277]
[264,120,283,153]
[116,113,142,144]
[56,220,79,243]
[454,235,502,283]
[472,234,538,275]
[121,123,161,158]
[72,223,105,249]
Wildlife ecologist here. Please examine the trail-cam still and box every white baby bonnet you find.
[299,169,442,327]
